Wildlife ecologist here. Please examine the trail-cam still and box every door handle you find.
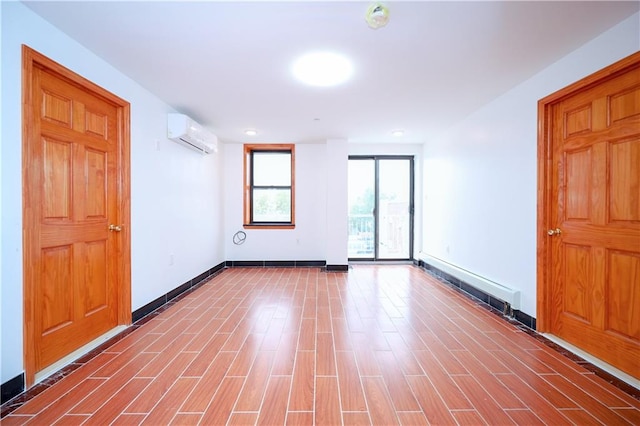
[108,224,122,232]
[547,228,562,236]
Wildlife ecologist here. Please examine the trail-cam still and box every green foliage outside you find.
[254,189,291,222]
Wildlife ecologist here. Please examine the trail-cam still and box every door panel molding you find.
[22,45,131,387]
[537,51,640,378]
[537,51,640,331]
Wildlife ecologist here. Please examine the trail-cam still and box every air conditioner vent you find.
[167,113,218,154]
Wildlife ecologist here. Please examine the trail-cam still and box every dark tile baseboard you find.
[225,260,326,268]
[326,264,349,272]
[132,261,226,323]
[1,374,24,405]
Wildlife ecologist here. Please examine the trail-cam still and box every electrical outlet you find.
[169,254,174,265]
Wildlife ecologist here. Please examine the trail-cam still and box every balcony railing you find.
[348,214,374,257]
[348,213,409,258]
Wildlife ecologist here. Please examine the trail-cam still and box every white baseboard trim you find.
[418,252,521,310]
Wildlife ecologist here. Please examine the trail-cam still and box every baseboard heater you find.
[417,252,521,310]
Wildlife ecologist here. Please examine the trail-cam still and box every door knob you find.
[547,228,562,236]
[108,224,122,232]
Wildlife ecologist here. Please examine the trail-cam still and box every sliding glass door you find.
[348,156,414,260]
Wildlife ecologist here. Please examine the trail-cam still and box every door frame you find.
[22,45,132,387]
[348,155,415,261]
[536,51,640,332]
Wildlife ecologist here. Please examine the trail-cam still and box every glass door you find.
[348,156,413,260]
[347,159,375,259]
[378,158,412,259]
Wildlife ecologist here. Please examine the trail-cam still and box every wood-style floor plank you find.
[315,376,341,425]
[141,377,198,425]
[71,353,157,415]
[614,407,640,425]
[412,350,474,410]
[555,408,601,425]
[505,408,546,425]
[234,350,275,412]
[256,376,291,426]
[21,378,106,425]
[127,351,196,413]
[542,374,631,425]
[450,409,487,425]
[13,356,115,416]
[111,413,146,425]
[342,411,371,425]
[169,413,202,425]
[228,412,258,425]
[406,375,457,425]
[375,350,421,412]
[497,372,574,425]
[3,266,638,425]
[288,350,315,411]
[316,332,336,376]
[179,351,236,413]
[285,411,313,425]
[361,376,400,426]
[199,376,244,425]
[83,378,151,425]
[452,375,516,424]
[335,350,367,412]
[53,414,90,425]
[397,411,429,425]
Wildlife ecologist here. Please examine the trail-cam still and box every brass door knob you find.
[108,224,122,232]
[547,228,562,236]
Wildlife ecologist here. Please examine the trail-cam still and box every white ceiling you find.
[23,1,638,144]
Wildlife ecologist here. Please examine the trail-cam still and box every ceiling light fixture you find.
[292,52,353,87]
[366,3,389,29]
[245,129,257,136]
[391,130,404,137]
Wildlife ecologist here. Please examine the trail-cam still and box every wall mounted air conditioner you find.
[167,113,218,154]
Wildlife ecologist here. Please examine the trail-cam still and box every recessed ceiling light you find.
[391,130,404,137]
[245,129,258,136]
[292,52,353,87]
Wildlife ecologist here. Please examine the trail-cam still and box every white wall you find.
[0,1,4,383]
[1,2,225,383]
[421,13,640,318]
[326,139,348,266]
[223,143,328,261]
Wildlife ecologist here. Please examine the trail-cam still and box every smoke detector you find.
[365,3,389,29]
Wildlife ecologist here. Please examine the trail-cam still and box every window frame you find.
[243,144,295,229]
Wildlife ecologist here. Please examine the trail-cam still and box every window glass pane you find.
[253,152,291,186]
[378,159,411,259]
[252,188,291,222]
[348,159,375,258]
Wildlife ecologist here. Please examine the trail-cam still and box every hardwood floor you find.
[3,265,639,425]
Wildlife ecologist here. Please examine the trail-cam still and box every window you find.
[244,144,295,228]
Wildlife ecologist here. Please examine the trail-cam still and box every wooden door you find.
[23,46,131,386]
[538,52,640,379]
